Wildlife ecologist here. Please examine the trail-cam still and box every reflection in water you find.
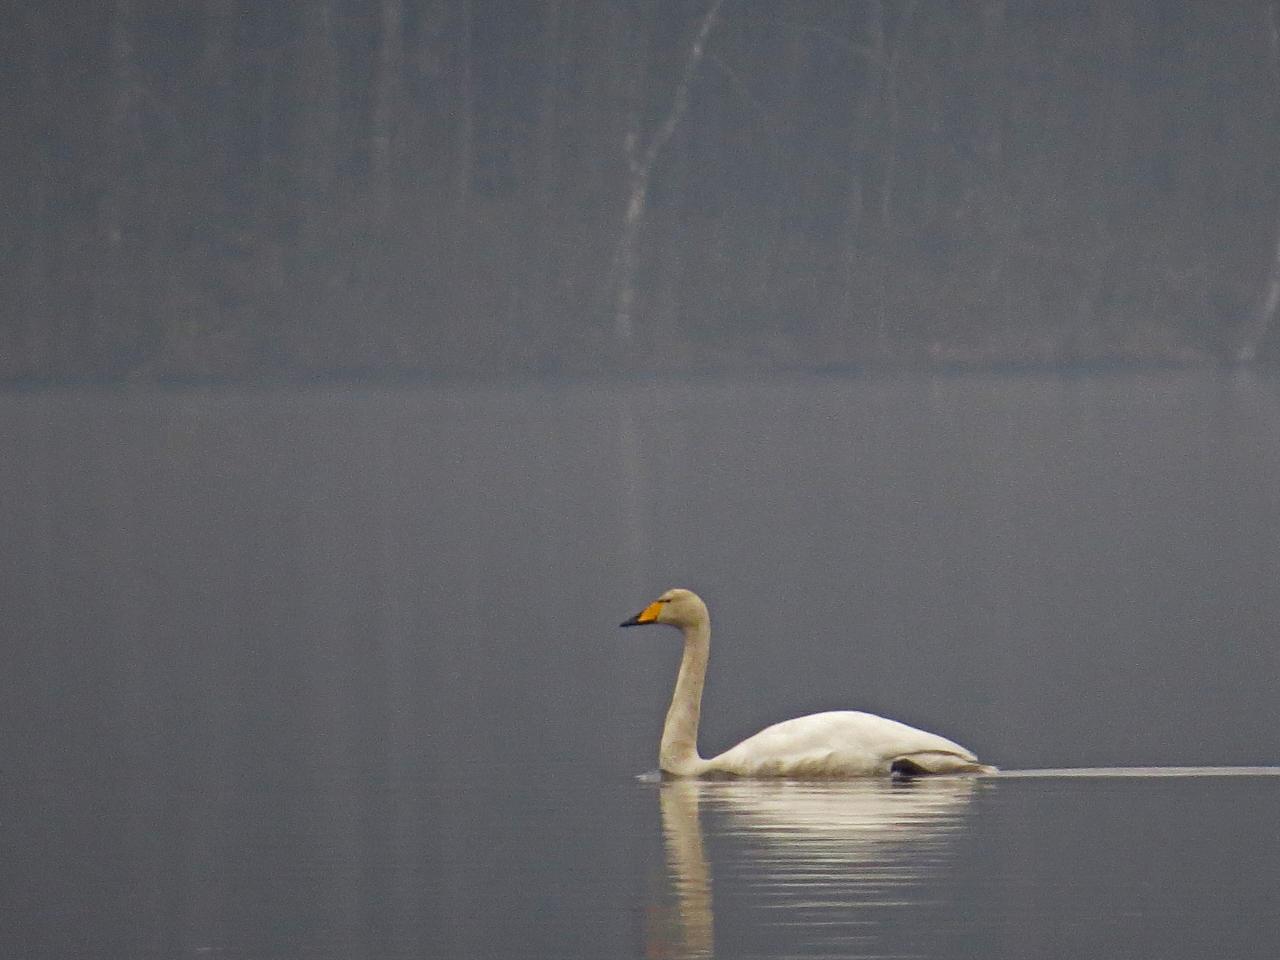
[648,778,977,959]
[650,781,716,960]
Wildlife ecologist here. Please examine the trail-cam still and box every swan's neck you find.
[661,619,710,775]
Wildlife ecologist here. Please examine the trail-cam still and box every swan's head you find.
[619,588,708,630]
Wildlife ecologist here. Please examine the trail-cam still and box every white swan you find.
[620,588,995,778]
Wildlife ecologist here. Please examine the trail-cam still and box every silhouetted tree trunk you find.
[288,0,342,364]
[527,0,565,327]
[371,0,404,225]
[253,49,282,215]
[974,0,1012,329]
[454,0,474,214]
[836,0,914,350]
[1238,1,1280,362]
[24,6,52,374]
[876,0,916,232]
[96,0,143,370]
[839,2,888,352]
[101,0,137,257]
[758,2,806,321]
[1070,6,1130,347]
[298,0,340,210]
[653,123,691,341]
[199,0,236,170]
[536,0,563,214]
[976,0,1006,169]
[611,0,724,346]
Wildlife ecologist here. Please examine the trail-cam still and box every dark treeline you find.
[4,1,1280,381]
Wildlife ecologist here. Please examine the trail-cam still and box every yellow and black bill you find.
[619,600,663,627]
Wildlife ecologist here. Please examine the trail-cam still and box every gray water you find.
[2,371,1278,959]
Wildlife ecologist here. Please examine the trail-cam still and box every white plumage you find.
[620,588,994,778]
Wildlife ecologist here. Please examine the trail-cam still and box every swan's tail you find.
[891,753,998,777]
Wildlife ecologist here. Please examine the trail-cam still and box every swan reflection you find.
[647,777,977,960]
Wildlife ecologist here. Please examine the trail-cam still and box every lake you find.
[2,370,1278,958]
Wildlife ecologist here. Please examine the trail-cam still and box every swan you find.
[620,588,995,778]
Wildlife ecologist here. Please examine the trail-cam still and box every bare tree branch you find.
[1238,0,1280,362]
[611,0,726,345]
[638,0,725,174]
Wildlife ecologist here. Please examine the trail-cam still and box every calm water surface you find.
[2,371,1278,958]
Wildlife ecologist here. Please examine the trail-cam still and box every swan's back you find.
[706,710,988,778]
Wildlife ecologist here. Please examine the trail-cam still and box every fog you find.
[5,5,1280,959]
[5,1,1280,380]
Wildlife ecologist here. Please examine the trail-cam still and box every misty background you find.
[5,4,1280,959]
[6,0,1280,382]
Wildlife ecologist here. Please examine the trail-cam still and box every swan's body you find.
[620,588,994,778]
